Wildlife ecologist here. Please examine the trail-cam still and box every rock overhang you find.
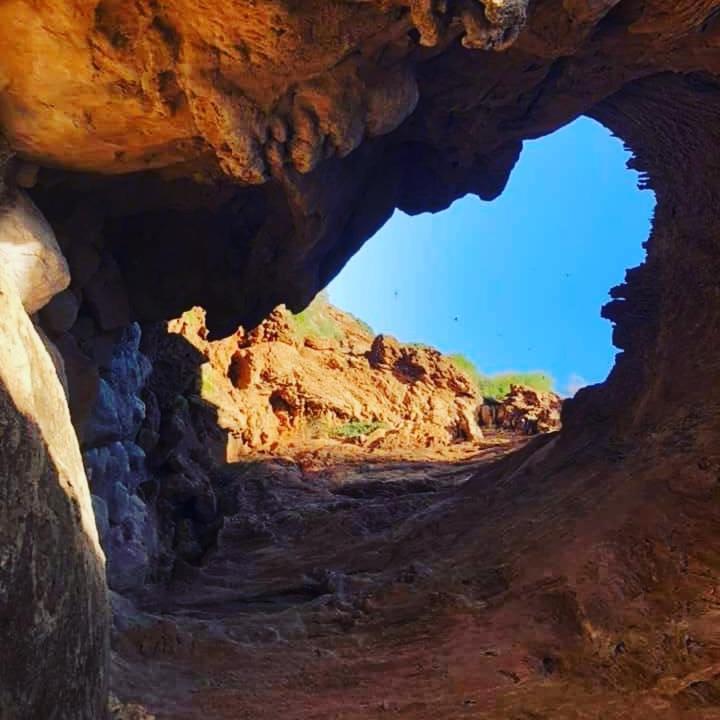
[1,0,718,341]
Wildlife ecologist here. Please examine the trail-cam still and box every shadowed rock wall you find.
[0,189,109,719]
[6,0,717,333]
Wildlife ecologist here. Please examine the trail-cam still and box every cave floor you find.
[112,429,720,719]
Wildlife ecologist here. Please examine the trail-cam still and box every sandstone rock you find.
[85,442,129,505]
[167,296,485,455]
[1,3,720,718]
[0,259,108,717]
[111,324,153,397]
[137,390,161,453]
[67,237,101,289]
[0,135,12,197]
[110,482,131,525]
[478,387,562,434]
[84,438,158,592]
[92,494,111,545]
[85,379,133,446]
[0,189,70,313]
[74,321,161,591]
[368,334,402,369]
[497,384,562,434]
[106,495,154,592]
[84,326,151,447]
[34,321,69,395]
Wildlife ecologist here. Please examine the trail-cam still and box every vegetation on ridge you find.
[448,354,554,401]
[289,291,373,341]
[330,421,387,439]
[289,294,553,404]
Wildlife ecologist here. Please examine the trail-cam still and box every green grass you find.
[289,291,344,342]
[329,421,386,439]
[349,314,374,336]
[448,354,554,401]
[289,291,375,341]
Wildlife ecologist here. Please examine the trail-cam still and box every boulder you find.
[490,385,563,434]
[0,259,109,718]
[0,189,70,313]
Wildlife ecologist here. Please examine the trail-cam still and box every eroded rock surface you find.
[167,297,488,455]
[0,189,69,313]
[0,0,714,334]
[480,384,562,434]
[0,255,108,718]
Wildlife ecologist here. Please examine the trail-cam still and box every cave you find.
[328,115,655,397]
[2,1,720,718]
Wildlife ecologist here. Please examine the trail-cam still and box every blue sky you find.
[327,116,655,397]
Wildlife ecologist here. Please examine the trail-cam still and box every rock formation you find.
[1,0,720,718]
[479,384,562,434]
[166,297,490,455]
[0,182,108,718]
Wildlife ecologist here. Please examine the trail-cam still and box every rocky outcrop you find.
[0,230,108,717]
[480,384,562,434]
[164,298,487,455]
[0,188,69,313]
[82,324,158,593]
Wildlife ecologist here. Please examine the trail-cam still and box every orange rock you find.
[168,297,488,457]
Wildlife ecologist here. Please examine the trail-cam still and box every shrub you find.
[330,421,386,439]
[289,291,344,341]
[350,315,374,336]
[448,354,554,401]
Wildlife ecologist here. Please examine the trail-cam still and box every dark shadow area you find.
[0,382,108,719]
[138,323,232,573]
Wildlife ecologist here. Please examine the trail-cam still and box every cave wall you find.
[565,72,720,435]
[0,185,109,719]
[8,0,720,333]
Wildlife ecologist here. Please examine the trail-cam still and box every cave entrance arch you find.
[328,116,656,399]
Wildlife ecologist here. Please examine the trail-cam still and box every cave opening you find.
[328,116,656,400]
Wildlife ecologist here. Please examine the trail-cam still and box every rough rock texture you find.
[0,255,108,717]
[480,384,562,434]
[0,188,70,313]
[167,297,487,456]
[82,324,159,593]
[2,0,720,718]
[2,0,713,334]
